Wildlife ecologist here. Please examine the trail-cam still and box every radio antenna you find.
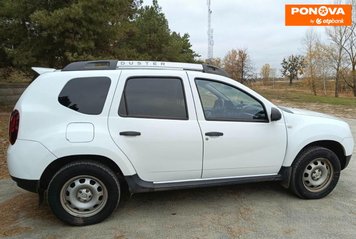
[207,0,214,60]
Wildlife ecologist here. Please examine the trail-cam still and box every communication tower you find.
[207,0,214,60]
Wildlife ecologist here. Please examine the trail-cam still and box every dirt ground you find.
[0,104,355,239]
[0,114,9,179]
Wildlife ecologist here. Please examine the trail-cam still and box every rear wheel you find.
[290,147,341,199]
[48,161,120,225]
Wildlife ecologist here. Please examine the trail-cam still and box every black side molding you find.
[125,171,291,194]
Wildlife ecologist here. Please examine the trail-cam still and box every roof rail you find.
[61,60,229,77]
[62,60,118,71]
[202,64,230,77]
[116,61,203,71]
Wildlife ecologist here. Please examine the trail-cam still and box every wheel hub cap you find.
[60,176,108,217]
[302,158,333,192]
[311,169,322,180]
[77,188,93,202]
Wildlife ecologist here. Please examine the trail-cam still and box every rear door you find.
[108,70,203,182]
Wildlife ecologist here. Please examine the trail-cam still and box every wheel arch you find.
[292,140,347,170]
[39,155,127,191]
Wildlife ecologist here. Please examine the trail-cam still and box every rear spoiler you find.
[31,67,56,75]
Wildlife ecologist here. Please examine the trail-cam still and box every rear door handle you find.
[119,131,141,136]
[205,132,224,137]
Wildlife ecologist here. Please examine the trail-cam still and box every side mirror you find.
[271,107,282,121]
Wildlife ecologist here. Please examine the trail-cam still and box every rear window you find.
[58,77,111,115]
[119,77,188,120]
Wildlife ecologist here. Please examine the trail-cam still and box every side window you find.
[58,77,111,115]
[195,79,267,122]
[119,77,188,120]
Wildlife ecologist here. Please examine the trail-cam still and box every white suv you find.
[7,60,354,225]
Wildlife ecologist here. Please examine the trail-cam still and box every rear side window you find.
[119,77,188,120]
[58,77,111,115]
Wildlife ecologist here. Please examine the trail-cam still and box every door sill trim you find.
[154,173,278,184]
[125,173,285,193]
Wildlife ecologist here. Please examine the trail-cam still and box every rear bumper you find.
[7,139,56,179]
[11,176,39,193]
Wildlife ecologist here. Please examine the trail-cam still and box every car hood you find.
[279,106,339,120]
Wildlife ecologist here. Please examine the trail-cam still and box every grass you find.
[255,88,356,107]
[250,84,356,119]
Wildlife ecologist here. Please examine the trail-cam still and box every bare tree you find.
[318,43,334,95]
[342,33,356,96]
[223,50,239,81]
[303,29,331,95]
[326,26,349,97]
[223,48,253,84]
[303,29,319,95]
[340,0,356,96]
[260,64,271,85]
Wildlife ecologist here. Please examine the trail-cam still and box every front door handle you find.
[205,132,224,137]
[119,131,141,136]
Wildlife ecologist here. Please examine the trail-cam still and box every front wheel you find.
[290,147,341,199]
[48,161,120,225]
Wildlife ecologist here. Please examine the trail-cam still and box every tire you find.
[290,146,341,199]
[47,161,120,226]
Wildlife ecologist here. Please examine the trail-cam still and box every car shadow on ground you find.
[125,181,291,205]
[0,181,292,236]
[3,178,354,239]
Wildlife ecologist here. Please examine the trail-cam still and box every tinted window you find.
[195,79,267,122]
[119,78,188,120]
[58,77,111,115]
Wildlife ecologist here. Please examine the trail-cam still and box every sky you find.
[143,0,341,72]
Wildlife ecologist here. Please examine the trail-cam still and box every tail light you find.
[9,110,20,145]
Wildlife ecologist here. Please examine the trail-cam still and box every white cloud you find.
[144,0,341,70]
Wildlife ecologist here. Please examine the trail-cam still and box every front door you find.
[188,73,287,178]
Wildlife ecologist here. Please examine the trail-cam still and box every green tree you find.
[130,0,198,62]
[0,0,43,68]
[0,0,140,68]
[164,32,199,62]
[281,55,305,85]
[0,0,198,70]
[130,0,170,60]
